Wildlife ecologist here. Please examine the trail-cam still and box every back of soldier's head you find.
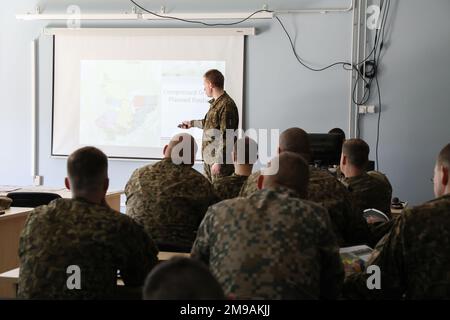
[262,152,309,197]
[328,128,346,139]
[342,139,370,169]
[279,128,311,162]
[329,128,346,151]
[437,143,450,169]
[166,133,198,165]
[143,257,225,300]
[67,147,108,193]
[204,69,225,89]
[234,137,258,165]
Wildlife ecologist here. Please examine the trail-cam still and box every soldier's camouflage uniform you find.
[125,158,218,248]
[344,194,450,299]
[18,198,158,299]
[212,173,248,201]
[340,171,392,217]
[191,92,239,183]
[239,168,370,246]
[191,186,344,299]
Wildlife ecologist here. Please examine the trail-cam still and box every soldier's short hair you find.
[204,69,224,89]
[263,152,309,197]
[342,139,370,169]
[67,147,108,192]
[438,143,450,168]
[279,128,311,162]
[328,128,346,138]
[328,128,346,151]
[143,257,225,300]
[234,137,258,165]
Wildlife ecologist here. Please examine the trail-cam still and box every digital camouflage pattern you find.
[212,173,248,201]
[191,186,344,300]
[125,158,218,248]
[340,171,392,217]
[191,91,239,183]
[239,168,370,246]
[18,198,158,299]
[344,194,450,299]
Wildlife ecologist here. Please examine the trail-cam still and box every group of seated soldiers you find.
[16,127,450,300]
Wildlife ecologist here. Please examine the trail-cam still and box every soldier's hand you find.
[211,163,221,176]
[178,121,192,129]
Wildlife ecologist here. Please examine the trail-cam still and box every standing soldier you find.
[180,69,239,183]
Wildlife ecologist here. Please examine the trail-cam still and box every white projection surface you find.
[52,30,244,160]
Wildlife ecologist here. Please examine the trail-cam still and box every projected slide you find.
[52,32,244,159]
[79,60,225,151]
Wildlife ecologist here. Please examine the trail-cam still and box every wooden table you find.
[0,208,33,274]
[1,186,123,211]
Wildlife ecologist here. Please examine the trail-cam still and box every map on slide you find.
[79,60,225,150]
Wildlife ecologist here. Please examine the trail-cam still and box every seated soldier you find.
[143,257,225,300]
[344,143,450,299]
[339,139,392,217]
[125,133,217,251]
[239,128,369,246]
[212,137,257,201]
[18,147,158,299]
[192,152,344,300]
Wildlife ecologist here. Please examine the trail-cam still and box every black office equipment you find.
[6,192,62,208]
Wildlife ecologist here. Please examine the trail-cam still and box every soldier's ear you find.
[257,174,264,190]
[163,145,168,157]
[104,178,109,193]
[442,166,449,186]
[64,177,71,190]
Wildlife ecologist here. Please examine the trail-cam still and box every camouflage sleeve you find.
[190,208,214,266]
[317,208,345,299]
[124,169,139,210]
[343,214,406,299]
[215,103,239,165]
[119,219,159,287]
[190,119,204,129]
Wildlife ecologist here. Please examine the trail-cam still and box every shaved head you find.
[262,152,309,197]
[165,133,198,165]
[434,143,450,198]
[279,128,311,162]
[437,143,450,168]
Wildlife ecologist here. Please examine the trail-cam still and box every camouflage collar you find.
[265,185,302,199]
[208,91,228,107]
[426,193,450,204]
[342,172,370,183]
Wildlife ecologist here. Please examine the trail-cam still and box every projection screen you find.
[51,28,246,160]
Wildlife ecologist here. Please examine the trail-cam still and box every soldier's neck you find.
[72,192,105,206]
[212,89,225,100]
[235,164,253,177]
[344,166,364,179]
